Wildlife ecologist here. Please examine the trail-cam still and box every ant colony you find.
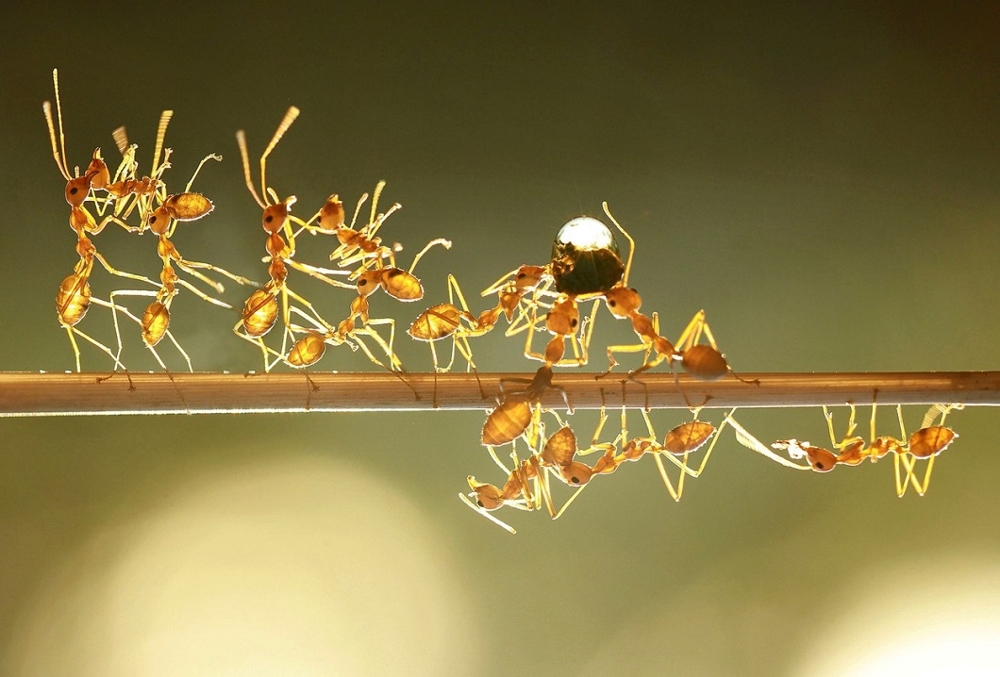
[42,69,962,533]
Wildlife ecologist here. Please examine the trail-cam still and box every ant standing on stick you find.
[233,106,358,372]
[44,69,160,375]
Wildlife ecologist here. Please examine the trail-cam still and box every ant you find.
[408,274,505,405]
[465,406,615,531]
[481,264,557,337]
[281,301,408,376]
[618,406,730,502]
[233,106,359,371]
[774,403,959,496]
[118,153,256,370]
[98,105,255,370]
[300,182,400,269]
[594,204,750,384]
[301,180,450,311]
[44,69,160,372]
[460,446,554,535]
[535,407,627,519]
[481,363,572,448]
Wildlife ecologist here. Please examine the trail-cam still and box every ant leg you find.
[362,318,403,371]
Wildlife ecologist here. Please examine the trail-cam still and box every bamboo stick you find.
[0,371,998,417]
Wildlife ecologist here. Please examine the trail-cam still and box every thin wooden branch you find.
[0,371,998,417]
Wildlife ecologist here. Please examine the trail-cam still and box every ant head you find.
[319,194,345,232]
[85,150,110,190]
[604,286,641,318]
[804,445,838,472]
[468,477,505,511]
[64,174,92,207]
[558,461,594,487]
[514,265,546,290]
[261,196,296,234]
[146,205,172,235]
[355,270,382,298]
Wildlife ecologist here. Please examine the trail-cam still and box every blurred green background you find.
[1,2,999,675]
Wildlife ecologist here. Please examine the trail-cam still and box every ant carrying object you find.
[480,211,628,368]
[771,403,960,497]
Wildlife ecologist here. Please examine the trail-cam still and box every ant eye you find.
[571,318,578,328]
[608,299,617,307]
[358,279,369,287]
[264,215,273,223]
[69,187,79,195]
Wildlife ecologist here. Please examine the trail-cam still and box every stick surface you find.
[1,371,998,417]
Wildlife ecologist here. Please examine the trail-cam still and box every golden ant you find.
[481,364,570,447]
[298,180,451,375]
[595,204,752,387]
[281,302,408,376]
[614,405,731,502]
[408,274,503,405]
[44,68,161,373]
[97,106,255,371]
[303,182,401,269]
[772,403,960,496]
[233,106,360,371]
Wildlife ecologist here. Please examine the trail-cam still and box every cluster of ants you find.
[453,210,960,532]
[462,398,959,534]
[46,70,451,380]
[44,69,960,534]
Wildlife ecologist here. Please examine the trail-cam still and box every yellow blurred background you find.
[1,3,998,675]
